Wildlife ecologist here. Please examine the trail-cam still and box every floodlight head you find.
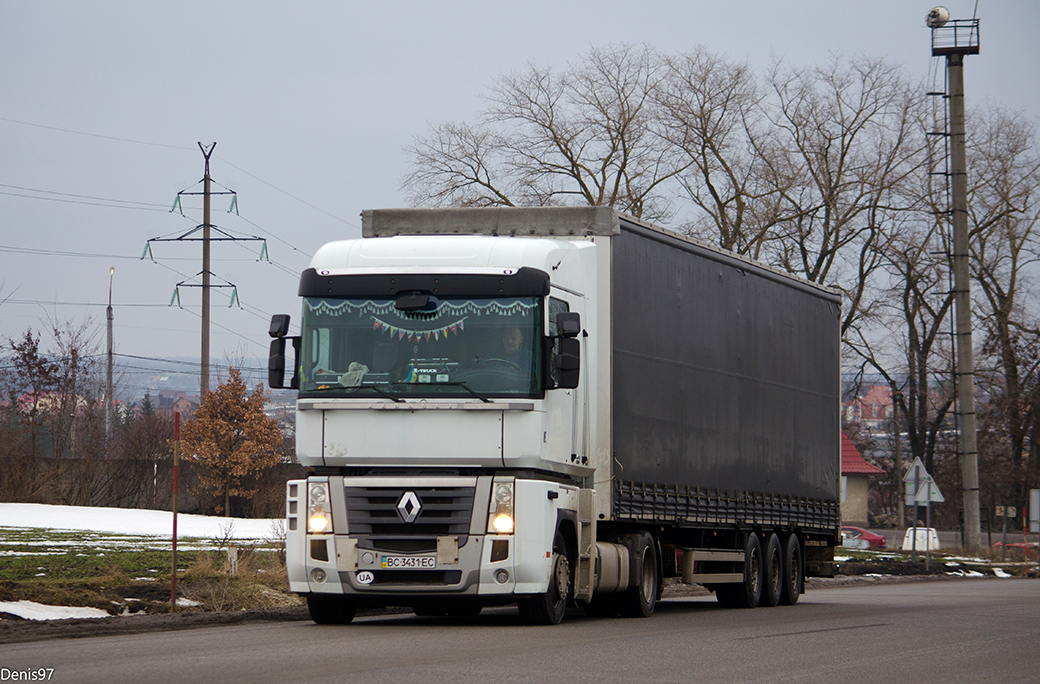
[926,7,950,28]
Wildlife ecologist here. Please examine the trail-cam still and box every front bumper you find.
[286,476,577,601]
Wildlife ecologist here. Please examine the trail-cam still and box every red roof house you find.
[841,432,885,525]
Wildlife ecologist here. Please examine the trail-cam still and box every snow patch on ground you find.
[0,503,278,539]
[0,600,110,621]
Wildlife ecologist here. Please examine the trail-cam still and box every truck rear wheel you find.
[617,532,657,618]
[715,532,762,609]
[306,594,357,624]
[779,533,803,605]
[517,531,570,625]
[760,533,782,607]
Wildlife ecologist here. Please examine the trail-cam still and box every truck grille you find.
[344,485,475,553]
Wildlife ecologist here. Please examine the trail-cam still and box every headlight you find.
[307,481,332,534]
[487,479,514,535]
[492,512,514,534]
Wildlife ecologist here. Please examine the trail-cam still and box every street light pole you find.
[929,9,982,550]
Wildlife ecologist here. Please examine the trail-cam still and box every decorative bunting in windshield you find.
[306,298,536,318]
[373,316,466,343]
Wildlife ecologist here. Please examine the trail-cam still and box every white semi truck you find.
[269,207,840,624]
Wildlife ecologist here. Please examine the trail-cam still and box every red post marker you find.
[171,412,180,611]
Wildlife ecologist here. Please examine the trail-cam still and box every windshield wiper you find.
[437,382,492,403]
[388,381,492,403]
[351,384,403,403]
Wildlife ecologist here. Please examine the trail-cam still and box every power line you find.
[0,189,169,211]
[0,116,350,231]
[215,153,356,228]
[2,298,180,308]
[0,183,169,208]
[0,245,267,262]
[0,116,192,151]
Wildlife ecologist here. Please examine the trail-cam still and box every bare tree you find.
[403,44,682,221]
[656,47,773,256]
[848,200,956,485]
[402,121,513,208]
[759,55,927,337]
[966,106,1040,509]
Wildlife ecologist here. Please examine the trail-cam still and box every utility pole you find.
[105,266,114,436]
[146,143,267,400]
[200,143,213,399]
[892,387,903,527]
[927,8,981,549]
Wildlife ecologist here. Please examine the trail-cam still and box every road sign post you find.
[904,458,943,566]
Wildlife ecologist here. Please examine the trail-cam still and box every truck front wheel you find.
[306,594,357,624]
[517,531,570,625]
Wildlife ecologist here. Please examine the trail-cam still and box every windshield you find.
[299,295,543,399]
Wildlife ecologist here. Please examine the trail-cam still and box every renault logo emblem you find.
[396,491,422,523]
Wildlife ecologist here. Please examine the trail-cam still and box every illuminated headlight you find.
[492,513,514,534]
[487,479,514,535]
[307,481,332,534]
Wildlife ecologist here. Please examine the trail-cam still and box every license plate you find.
[381,555,436,569]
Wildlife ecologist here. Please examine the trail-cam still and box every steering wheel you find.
[479,357,523,370]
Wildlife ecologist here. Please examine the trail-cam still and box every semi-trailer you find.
[268,206,841,624]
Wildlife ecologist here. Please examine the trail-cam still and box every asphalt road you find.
[1,580,1037,684]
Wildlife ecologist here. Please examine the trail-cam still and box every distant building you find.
[841,432,885,526]
[134,391,199,419]
[170,395,198,418]
[843,384,893,428]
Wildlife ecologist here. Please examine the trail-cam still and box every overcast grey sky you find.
[1,1,1037,389]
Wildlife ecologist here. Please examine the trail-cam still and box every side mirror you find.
[269,314,291,338]
[549,312,581,390]
[268,314,299,389]
[555,337,580,389]
[556,312,581,338]
[269,337,288,388]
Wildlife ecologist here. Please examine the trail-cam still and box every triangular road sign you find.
[903,457,928,483]
[914,478,945,503]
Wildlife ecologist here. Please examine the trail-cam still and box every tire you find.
[760,533,782,607]
[517,531,571,625]
[617,532,657,618]
[779,533,803,605]
[716,532,762,609]
[306,594,357,624]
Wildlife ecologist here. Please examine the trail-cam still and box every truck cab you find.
[271,213,604,624]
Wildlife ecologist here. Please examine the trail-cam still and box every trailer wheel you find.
[617,532,657,618]
[779,533,803,605]
[760,533,782,607]
[306,594,357,624]
[517,531,570,625]
[716,532,762,609]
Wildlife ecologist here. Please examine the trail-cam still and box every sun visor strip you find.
[298,267,551,298]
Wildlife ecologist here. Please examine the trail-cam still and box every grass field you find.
[0,524,296,615]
